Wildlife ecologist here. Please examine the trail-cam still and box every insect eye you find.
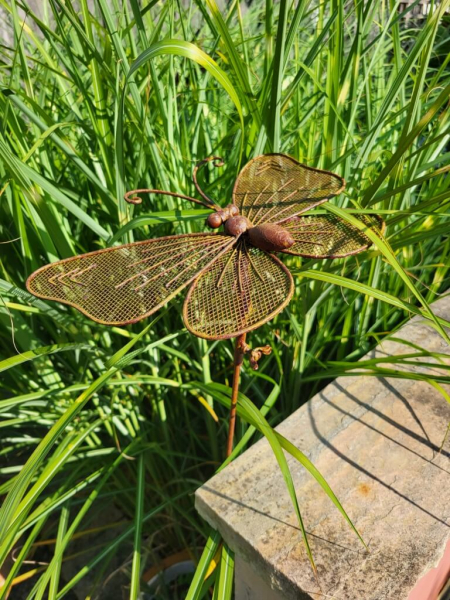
[207,213,223,228]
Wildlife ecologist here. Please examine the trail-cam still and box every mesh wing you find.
[26,233,235,325]
[233,154,345,226]
[281,214,385,258]
[183,240,294,339]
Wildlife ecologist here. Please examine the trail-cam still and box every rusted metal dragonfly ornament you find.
[27,153,384,455]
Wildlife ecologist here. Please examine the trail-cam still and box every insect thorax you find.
[206,204,240,229]
[206,205,294,252]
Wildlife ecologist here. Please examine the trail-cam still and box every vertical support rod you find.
[226,333,247,457]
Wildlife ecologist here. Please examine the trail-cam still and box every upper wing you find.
[281,214,385,258]
[26,233,235,325]
[183,240,294,339]
[233,154,345,226]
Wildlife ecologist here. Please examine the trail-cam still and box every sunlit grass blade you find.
[185,529,222,600]
[117,38,245,222]
[218,373,281,471]
[0,316,160,544]
[321,203,450,344]
[298,268,450,329]
[212,543,235,600]
[46,504,70,600]
[130,453,145,600]
[0,517,47,600]
[0,342,90,373]
[1,1,450,596]
[362,82,450,206]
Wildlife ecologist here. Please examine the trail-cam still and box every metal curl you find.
[124,190,144,204]
[193,156,224,209]
[124,188,214,210]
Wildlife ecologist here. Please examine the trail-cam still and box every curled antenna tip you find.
[196,156,225,169]
[193,156,225,207]
[124,192,142,205]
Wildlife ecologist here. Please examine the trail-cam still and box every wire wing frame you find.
[233,153,345,226]
[281,213,385,258]
[26,233,235,325]
[26,155,381,337]
[183,240,294,340]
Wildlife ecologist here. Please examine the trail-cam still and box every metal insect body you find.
[26,153,384,341]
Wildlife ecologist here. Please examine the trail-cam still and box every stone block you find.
[196,296,450,599]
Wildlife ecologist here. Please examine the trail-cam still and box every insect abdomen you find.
[247,224,295,252]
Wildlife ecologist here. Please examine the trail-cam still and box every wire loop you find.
[193,156,224,209]
[123,188,213,210]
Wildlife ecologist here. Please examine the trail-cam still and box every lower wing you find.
[183,240,294,339]
[281,214,385,258]
[26,233,235,325]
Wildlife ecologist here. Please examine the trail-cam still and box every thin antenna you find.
[193,156,224,209]
[124,188,213,210]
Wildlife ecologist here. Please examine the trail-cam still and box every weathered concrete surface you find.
[196,294,450,600]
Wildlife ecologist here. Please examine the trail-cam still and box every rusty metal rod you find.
[124,188,213,210]
[193,156,224,210]
[226,333,247,457]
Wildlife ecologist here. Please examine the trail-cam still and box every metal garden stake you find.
[27,153,384,457]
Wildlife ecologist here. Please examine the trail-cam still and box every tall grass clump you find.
[0,0,449,598]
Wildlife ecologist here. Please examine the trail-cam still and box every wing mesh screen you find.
[282,214,384,258]
[233,154,345,226]
[27,233,233,325]
[183,241,294,339]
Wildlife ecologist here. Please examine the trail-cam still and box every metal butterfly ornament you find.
[26,154,384,342]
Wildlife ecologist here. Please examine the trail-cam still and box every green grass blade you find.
[130,453,145,600]
[108,209,211,244]
[212,543,235,600]
[46,504,70,600]
[0,316,158,544]
[186,529,222,600]
[187,382,317,573]
[297,269,450,329]
[0,342,90,373]
[322,203,450,344]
